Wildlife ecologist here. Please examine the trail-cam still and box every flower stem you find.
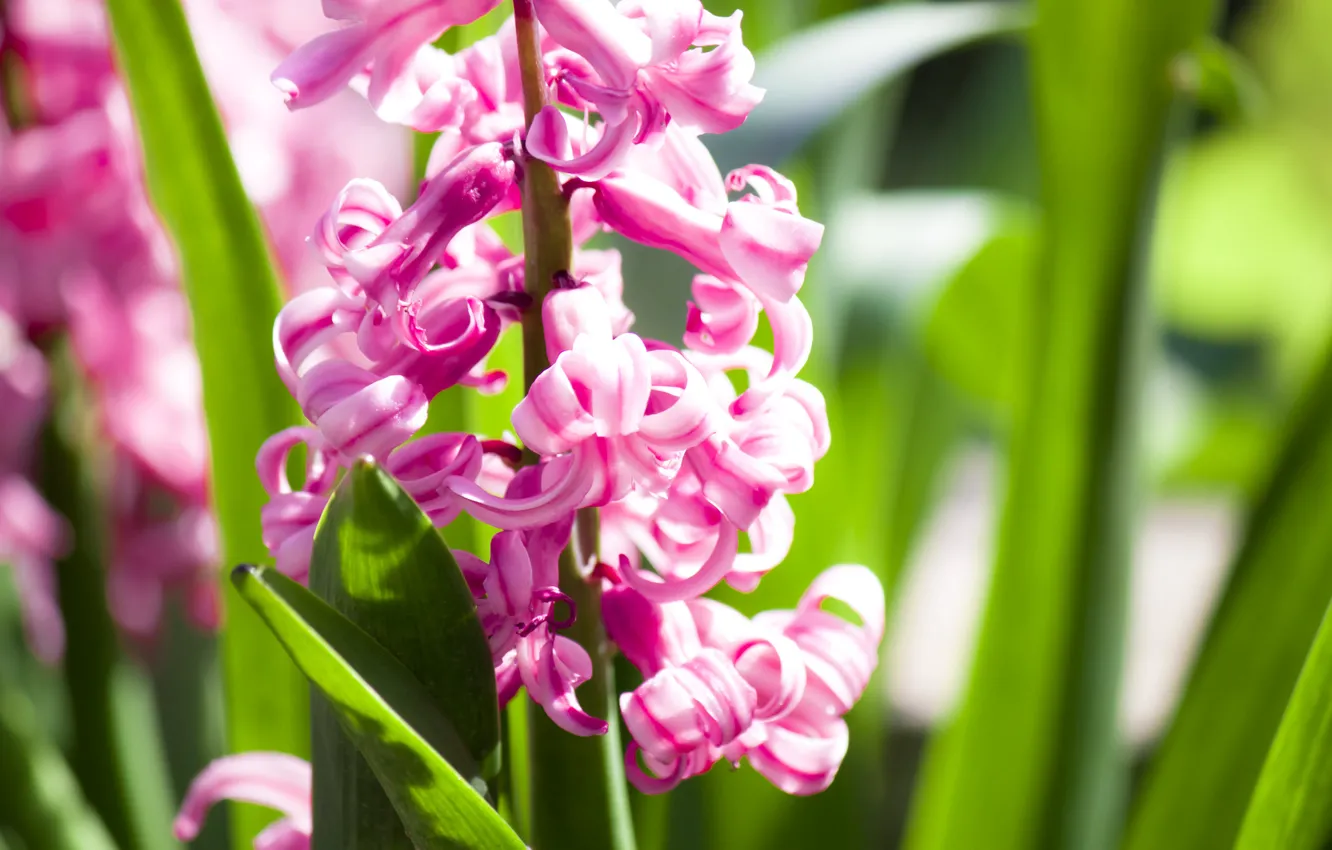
[512,3,636,849]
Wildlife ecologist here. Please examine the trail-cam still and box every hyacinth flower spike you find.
[174,0,887,842]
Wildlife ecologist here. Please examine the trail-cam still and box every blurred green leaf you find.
[232,564,524,850]
[922,203,1039,420]
[1170,37,1267,125]
[39,343,177,850]
[0,689,118,850]
[709,1,1028,171]
[904,0,1220,848]
[1158,394,1276,495]
[1124,341,1332,849]
[152,604,229,850]
[309,460,501,848]
[1153,131,1332,386]
[101,0,309,845]
[1234,600,1332,850]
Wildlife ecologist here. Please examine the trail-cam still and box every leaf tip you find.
[230,562,262,589]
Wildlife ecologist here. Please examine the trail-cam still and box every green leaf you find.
[101,1,309,845]
[309,460,501,848]
[1234,600,1332,849]
[924,205,1040,421]
[708,1,1029,171]
[232,564,525,850]
[152,605,230,850]
[903,1,1221,848]
[1170,37,1267,125]
[1123,340,1332,849]
[39,343,177,850]
[0,689,118,850]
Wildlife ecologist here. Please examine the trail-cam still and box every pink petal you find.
[747,718,849,796]
[174,753,311,841]
[619,517,737,602]
[718,201,823,303]
[532,0,651,90]
[520,632,608,736]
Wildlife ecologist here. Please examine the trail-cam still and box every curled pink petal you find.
[684,275,759,355]
[620,646,755,774]
[520,632,608,736]
[542,284,614,364]
[718,200,823,304]
[272,0,503,111]
[297,361,428,459]
[619,517,737,603]
[532,0,651,90]
[312,177,403,272]
[732,632,807,722]
[746,718,849,796]
[445,452,592,529]
[602,583,701,677]
[174,753,311,842]
[272,288,364,390]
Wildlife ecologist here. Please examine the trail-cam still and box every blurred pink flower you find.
[0,0,409,649]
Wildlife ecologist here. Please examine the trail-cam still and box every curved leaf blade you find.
[101,4,309,846]
[708,1,1028,171]
[1125,345,1332,850]
[1235,600,1332,850]
[309,460,501,847]
[231,564,524,850]
[903,0,1220,848]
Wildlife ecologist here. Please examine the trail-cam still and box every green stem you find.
[512,2,635,848]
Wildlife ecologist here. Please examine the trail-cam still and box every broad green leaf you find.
[1235,600,1332,849]
[309,460,501,848]
[101,1,309,845]
[232,564,524,850]
[903,1,1221,848]
[1124,343,1332,849]
[708,1,1028,171]
[0,689,118,850]
[39,343,176,850]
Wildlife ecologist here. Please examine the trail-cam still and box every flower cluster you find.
[0,0,407,652]
[241,0,885,818]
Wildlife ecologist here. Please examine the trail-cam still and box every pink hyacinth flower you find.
[745,565,885,795]
[608,564,883,795]
[526,0,762,178]
[454,495,606,735]
[445,293,721,532]
[272,0,503,115]
[256,427,340,582]
[604,584,805,793]
[588,140,821,417]
[174,753,311,850]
